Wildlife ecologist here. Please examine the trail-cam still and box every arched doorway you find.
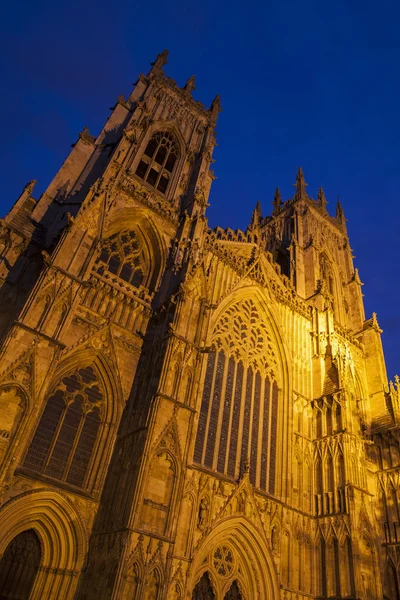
[0,529,41,599]
[192,572,216,599]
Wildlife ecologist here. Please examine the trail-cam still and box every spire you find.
[209,94,222,123]
[184,75,196,94]
[149,49,168,76]
[272,187,282,216]
[336,198,347,232]
[294,166,308,201]
[317,187,328,211]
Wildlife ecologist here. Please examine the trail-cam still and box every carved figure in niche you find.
[237,491,247,514]
[0,387,23,441]
[198,497,209,530]
[271,525,279,553]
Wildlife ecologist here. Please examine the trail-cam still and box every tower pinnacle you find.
[318,187,328,211]
[184,75,196,94]
[149,49,169,76]
[294,166,308,201]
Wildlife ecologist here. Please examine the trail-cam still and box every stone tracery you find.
[194,298,279,493]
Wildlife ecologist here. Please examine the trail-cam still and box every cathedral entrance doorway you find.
[0,529,41,600]
[190,516,279,600]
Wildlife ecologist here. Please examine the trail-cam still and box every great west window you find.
[135,131,179,194]
[193,299,279,494]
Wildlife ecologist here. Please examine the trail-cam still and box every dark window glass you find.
[155,146,167,165]
[165,153,176,172]
[135,160,148,179]
[157,175,169,194]
[147,168,158,186]
[131,270,143,287]
[144,138,157,158]
[24,367,103,489]
[96,230,147,289]
[135,131,179,194]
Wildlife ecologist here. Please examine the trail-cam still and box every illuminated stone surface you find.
[0,51,397,599]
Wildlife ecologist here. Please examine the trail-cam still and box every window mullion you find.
[43,400,69,472]
[63,410,86,481]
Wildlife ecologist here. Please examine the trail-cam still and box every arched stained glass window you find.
[24,366,103,489]
[136,131,179,194]
[194,299,279,495]
[96,229,145,288]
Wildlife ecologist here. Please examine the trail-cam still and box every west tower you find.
[0,52,398,600]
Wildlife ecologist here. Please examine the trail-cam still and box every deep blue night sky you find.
[1,0,399,379]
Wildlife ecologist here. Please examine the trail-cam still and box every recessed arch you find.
[21,348,123,495]
[190,516,279,600]
[103,208,167,292]
[194,286,291,496]
[0,489,87,599]
[130,121,186,202]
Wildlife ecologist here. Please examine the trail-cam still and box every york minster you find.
[0,51,398,599]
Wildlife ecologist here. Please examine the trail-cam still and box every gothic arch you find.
[131,121,187,202]
[318,249,345,323]
[208,286,290,386]
[103,207,167,291]
[21,348,123,496]
[0,488,88,600]
[190,516,280,600]
[194,286,290,497]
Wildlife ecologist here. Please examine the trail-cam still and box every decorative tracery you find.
[194,299,279,494]
[96,229,145,288]
[136,131,179,194]
[24,366,104,488]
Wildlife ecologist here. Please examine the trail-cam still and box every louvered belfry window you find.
[193,299,279,495]
[135,131,179,194]
[96,229,145,288]
[24,366,103,489]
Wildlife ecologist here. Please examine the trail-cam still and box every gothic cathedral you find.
[0,50,398,600]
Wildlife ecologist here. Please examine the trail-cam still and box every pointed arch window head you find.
[24,366,104,489]
[96,229,145,288]
[135,131,179,194]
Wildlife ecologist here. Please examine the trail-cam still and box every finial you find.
[184,75,196,94]
[318,187,327,211]
[294,166,308,201]
[23,180,37,195]
[149,49,169,75]
[272,187,282,215]
[209,94,222,123]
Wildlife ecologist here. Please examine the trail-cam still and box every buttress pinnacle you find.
[272,187,282,215]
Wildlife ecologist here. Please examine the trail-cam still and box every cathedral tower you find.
[0,51,398,600]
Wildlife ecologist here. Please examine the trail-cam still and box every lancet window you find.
[194,299,279,494]
[136,131,179,194]
[24,366,104,489]
[95,229,146,288]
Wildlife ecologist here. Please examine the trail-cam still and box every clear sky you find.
[1,0,399,380]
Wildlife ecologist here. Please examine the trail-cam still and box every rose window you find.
[213,546,234,577]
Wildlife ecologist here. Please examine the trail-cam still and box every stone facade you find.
[0,50,398,599]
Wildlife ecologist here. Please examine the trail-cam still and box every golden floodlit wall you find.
[0,51,398,600]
